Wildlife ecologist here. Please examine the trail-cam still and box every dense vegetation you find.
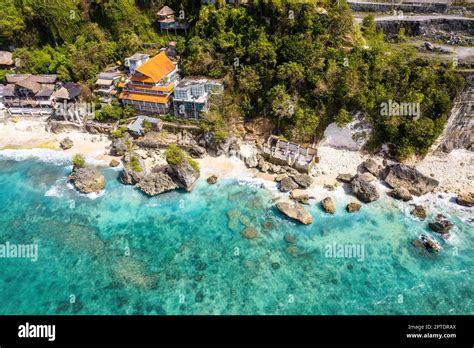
[0,0,464,159]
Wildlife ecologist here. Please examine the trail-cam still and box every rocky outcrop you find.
[168,161,200,192]
[388,187,413,202]
[60,137,73,150]
[120,153,146,185]
[456,190,474,207]
[68,166,105,194]
[410,205,427,220]
[336,173,353,183]
[351,175,379,203]
[429,215,453,235]
[321,197,336,214]
[383,164,439,196]
[110,137,129,157]
[346,202,361,213]
[292,174,313,188]
[290,191,310,205]
[198,132,233,157]
[137,172,178,196]
[276,202,312,225]
[244,154,259,168]
[363,159,382,177]
[207,175,218,185]
[280,177,299,192]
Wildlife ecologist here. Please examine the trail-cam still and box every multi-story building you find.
[119,51,179,114]
[173,78,223,119]
[124,53,149,75]
[156,6,189,34]
[94,71,122,104]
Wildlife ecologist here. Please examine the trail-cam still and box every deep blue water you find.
[0,154,472,315]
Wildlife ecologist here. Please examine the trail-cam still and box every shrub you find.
[130,156,142,172]
[165,144,200,171]
[72,154,86,168]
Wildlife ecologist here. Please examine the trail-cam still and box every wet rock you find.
[241,226,258,239]
[271,262,281,270]
[456,191,474,207]
[351,175,379,203]
[420,233,442,252]
[383,164,439,196]
[292,174,313,188]
[187,145,207,159]
[279,177,299,192]
[346,202,361,213]
[207,175,218,185]
[320,197,336,214]
[388,187,413,202]
[60,137,73,150]
[168,160,200,192]
[109,159,120,167]
[137,172,178,196]
[262,220,273,230]
[336,173,353,183]
[428,216,453,235]
[68,167,105,194]
[290,191,310,205]
[276,202,312,225]
[410,205,427,220]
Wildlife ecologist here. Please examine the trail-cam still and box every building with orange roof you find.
[119,51,179,114]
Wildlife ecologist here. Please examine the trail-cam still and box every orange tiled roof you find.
[135,52,175,83]
[119,91,170,104]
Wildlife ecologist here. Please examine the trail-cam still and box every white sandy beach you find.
[0,117,116,164]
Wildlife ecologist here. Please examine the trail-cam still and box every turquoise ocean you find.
[0,151,472,315]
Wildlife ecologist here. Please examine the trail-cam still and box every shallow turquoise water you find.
[0,156,472,315]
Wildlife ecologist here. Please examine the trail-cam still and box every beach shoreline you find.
[0,117,472,196]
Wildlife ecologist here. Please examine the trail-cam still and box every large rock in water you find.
[137,172,178,196]
[168,161,200,192]
[351,175,379,203]
[456,191,474,207]
[276,202,312,225]
[68,167,105,194]
[120,153,146,185]
[383,164,439,196]
[280,177,299,192]
[388,187,413,202]
[320,197,336,214]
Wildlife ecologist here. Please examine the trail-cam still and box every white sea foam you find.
[0,148,108,167]
[0,148,71,165]
[45,178,69,198]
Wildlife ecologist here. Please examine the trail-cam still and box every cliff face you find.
[434,73,474,153]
